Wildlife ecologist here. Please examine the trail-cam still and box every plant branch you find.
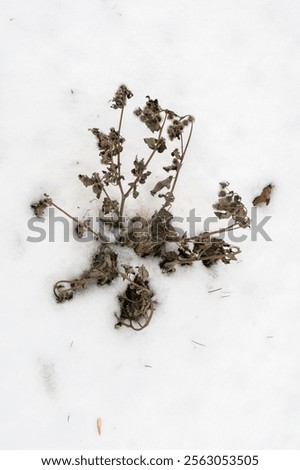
[102,185,113,201]
[163,119,194,209]
[186,223,240,243]
[50,200,100,239]
[117,104,125,196]
[119,111,169,217]
[144,112,168,167]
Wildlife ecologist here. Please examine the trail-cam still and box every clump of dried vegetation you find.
[31,85,250,331]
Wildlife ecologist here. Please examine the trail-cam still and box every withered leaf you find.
[79,173,103,199]
[150,176,173,196]
[30,195,52,217]
[89,128,125,165]
[78,174,94,187]
[138,265,149,281]
[143,137,166,153]
[219,181,230,189]
[214,210,232,219]
[131,157,151,184]
[75,220,90,238]
[157,192,175,206]
[134,107,142,117]
[252,184,273,206]
[144,137,157,150]
[102,197,119,215]
[159,251,179,273]
[122,265,135,275]
[171,148,181,158]
[156,138,167,153]
[163,157,180,172]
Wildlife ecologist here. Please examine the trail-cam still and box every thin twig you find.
[191,340,206,347]
[117,104,125,196]
[50,201,100,239]
[102,185,113,201]
[185,223,240,242]
[163,119,194,209]
[119,111,168,217]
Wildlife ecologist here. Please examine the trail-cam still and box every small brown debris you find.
[191,340,206,347]
[252,184,273,206]
[31,194,52,217]
[97,417,102,435]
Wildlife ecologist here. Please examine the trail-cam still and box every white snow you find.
[1,0,300,450]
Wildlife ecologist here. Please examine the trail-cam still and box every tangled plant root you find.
[116,266,154,331]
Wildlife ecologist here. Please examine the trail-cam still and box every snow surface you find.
[1,0,300,450]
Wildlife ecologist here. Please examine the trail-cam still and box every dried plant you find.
[31,195,52,217]
[53,246,118,303]
[31,85,250,331]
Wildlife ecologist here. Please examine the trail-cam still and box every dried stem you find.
[163,119,194,209]
[116,104,125,196]
[185,222,240,243]
[102,185,113,201]
[178,250,240,265]
[50,201,100,239]
[119,111,168,217]
[205,223,239,237]
[116,270,149,293]
[144,112,168,167]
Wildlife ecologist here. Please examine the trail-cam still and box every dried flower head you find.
[213,182,250,228]
[78,172,104,199]
[134,96,162,132]
[111,84,133,109]
[89,127,125,165]
[31,194,52,217]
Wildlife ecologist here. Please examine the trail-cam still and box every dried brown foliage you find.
[116,266,154,331]
[53,246,118,303]
[213,181,250,228]
[31,85,250,331]
[31,195,52,217]
[252,184,273,206]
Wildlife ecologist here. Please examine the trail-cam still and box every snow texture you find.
[1,0,300,450]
